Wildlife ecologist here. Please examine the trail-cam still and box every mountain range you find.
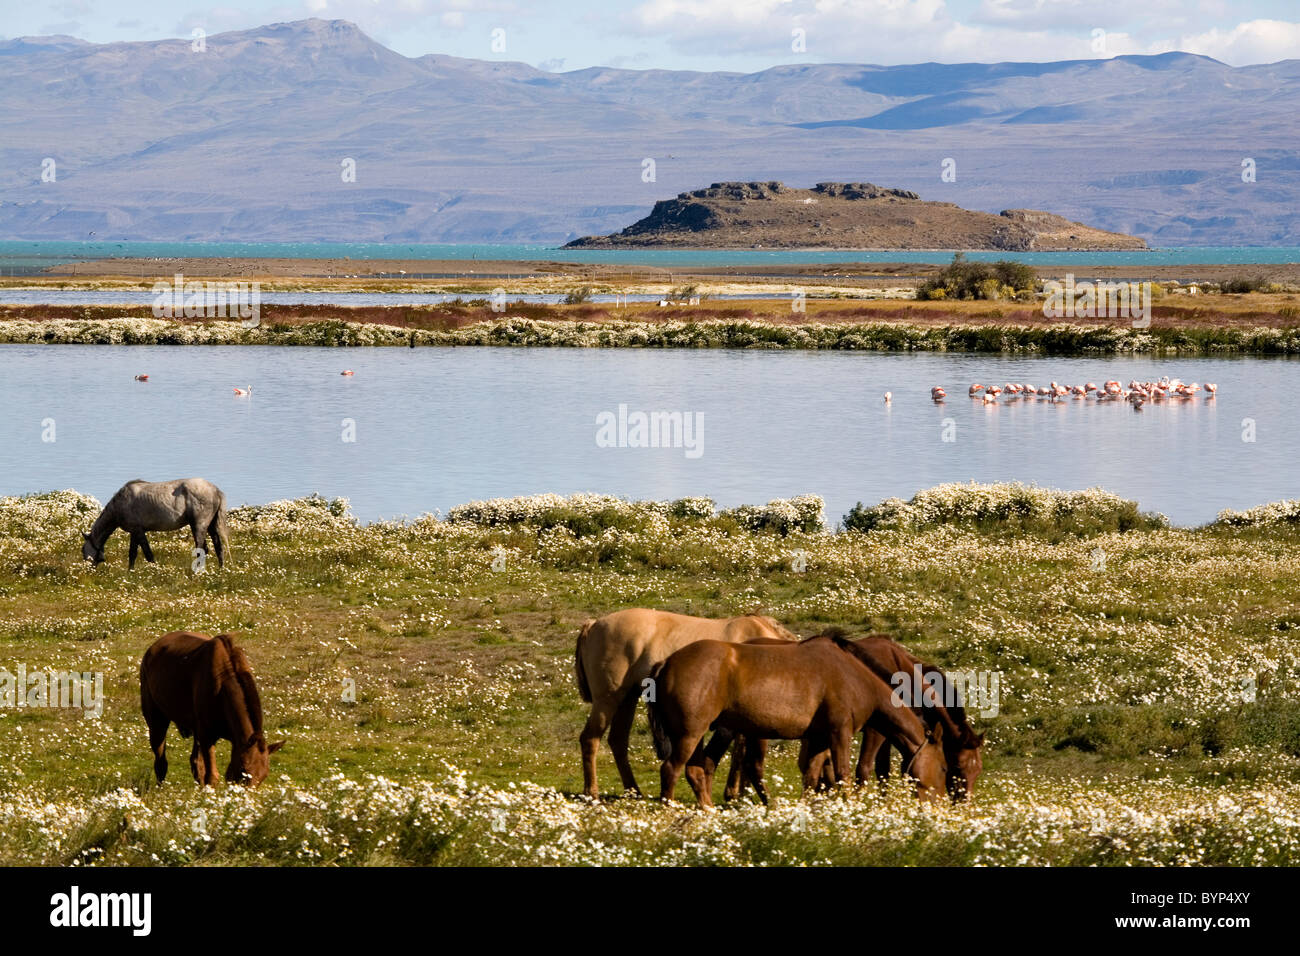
[1,18,1296,245]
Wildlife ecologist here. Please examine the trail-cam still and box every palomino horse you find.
[573,608,798,797]
[647,635,947,807]
[796,635,985,801]
[83,478,229,569]
[139,631,283,786]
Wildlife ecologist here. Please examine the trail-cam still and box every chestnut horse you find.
[647,635,947,807]
[573,608,798,797]
[140,631,283,786]
[730,634,985,802]
[800,635,985,801]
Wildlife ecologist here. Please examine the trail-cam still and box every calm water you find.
[1,346,1295,526]
[1,240,1299,269]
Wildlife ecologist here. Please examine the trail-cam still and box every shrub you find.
[1220,276,1268,294]
[562,287,593,304]
[917,254,1039,301]
[842,482,1167,538]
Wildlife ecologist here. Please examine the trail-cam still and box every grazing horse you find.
[139,631,283,786]
[794,635,985,801]
[82,478,229,569]
[573,608,798,797]
[647,635,947,807]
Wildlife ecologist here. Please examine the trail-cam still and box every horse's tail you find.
[573,619,596,703]
[212,489,230,560]
[645,662,671,761]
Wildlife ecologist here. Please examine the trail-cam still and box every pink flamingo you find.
[969,383,984,396]
[341,370,355,377]
[931,386,946,402]
[1205,383,1217,396]
[884,391,892,404]
[134,374,149,382]
[233,386,252,397]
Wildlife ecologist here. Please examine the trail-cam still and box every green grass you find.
[2,489,1300,865]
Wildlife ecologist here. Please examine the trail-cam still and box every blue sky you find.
[5,0,1300,70]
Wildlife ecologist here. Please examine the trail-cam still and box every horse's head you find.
[81,532,105,564]
[227,732,284,786]
[946,731,985,802]
[907,723,948,801]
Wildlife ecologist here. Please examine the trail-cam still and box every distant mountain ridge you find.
[566,181,1146,250]
[0,18,1296,244]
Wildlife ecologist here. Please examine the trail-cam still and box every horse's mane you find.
[214,634,264,735]
[802,627,855,651]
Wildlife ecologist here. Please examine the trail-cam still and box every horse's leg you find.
[799,735,830,791]
[142,694,169,782]
[128,534,140,570]
[829,725,854,790]
[724,735,746,801]
[660,729,704,804]
[744,738,769,806]
[699,726,735,799]
[579,696,618,798]
[857,727,884,786]
[607,690,641,795]
[203,743,220,786]
[683,738,715,808]
[191,520,208,560]
[207,516,225,567]
[671,732,710,807]
[189,740,203,784]
[140,534,155,563]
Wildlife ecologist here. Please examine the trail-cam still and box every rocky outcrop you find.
[565,181,1145,250]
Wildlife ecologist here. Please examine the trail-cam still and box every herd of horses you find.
[575,608,984,805]
[84,479,984,804]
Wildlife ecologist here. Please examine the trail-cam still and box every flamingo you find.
[341,370,355,377]
[969,383,984,396]
[233,386,252,397]
[1205,383,1218,396]
[982,392,996,405]
[931,386,946,402]
[884,391,892,404]
[134,374,149,382]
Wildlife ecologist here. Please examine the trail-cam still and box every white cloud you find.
[1168,19,1300,64]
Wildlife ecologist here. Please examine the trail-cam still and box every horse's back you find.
[582,609,792,702]
[141,631,218,726]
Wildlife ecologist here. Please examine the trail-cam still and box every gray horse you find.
[82,478,229,569]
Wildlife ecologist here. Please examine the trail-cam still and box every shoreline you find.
[8,257,1300,291]
[3,302,1300,354]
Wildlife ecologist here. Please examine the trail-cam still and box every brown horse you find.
[573,608,798,797]
[140,631,283,786]
[798,635,984,801]
[647,635,947,807]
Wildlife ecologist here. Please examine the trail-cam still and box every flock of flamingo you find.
[131,371,356,397]
[915,377,1218,409]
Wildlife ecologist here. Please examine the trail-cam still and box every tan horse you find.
[647,635,947,807]
[573,608,798,797]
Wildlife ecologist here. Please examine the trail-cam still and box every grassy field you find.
[2,486,1300,866]
[5,306,1300,354]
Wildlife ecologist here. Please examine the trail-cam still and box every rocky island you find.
[565,181,1146,251]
